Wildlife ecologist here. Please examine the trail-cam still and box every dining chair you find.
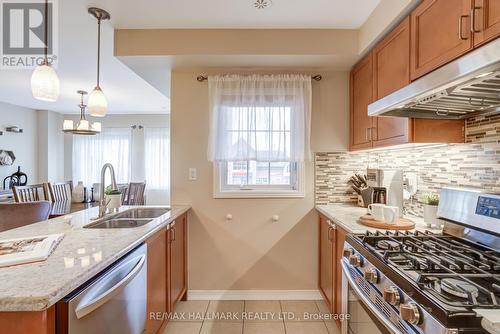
[123,182,146,205]
[117,183,129,204]
[12,184,50,203]
[0,201,52,232]
[48,181,73,202]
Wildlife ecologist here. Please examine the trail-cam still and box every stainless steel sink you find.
[115,208,170,219]
[85,218,154,229]
[84,208,170,229]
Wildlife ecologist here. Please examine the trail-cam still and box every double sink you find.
[84,208,170,229]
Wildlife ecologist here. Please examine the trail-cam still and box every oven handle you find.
[341,260,402,334]
[75,253,146,319]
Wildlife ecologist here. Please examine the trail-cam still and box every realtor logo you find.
[1,0,58,69]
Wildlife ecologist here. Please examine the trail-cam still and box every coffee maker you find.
[366,169,404,213]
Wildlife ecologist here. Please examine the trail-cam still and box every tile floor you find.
[162,300,341,334]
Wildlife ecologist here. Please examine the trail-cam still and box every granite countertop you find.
[0,205,190,312]
[316,203,443,234]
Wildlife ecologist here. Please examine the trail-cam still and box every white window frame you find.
[213,161,305,199]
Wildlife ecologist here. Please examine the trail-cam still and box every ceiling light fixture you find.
[63,90,101,135]
[87,7,111,117]
[254,0,272,9]
[31,0,60,102]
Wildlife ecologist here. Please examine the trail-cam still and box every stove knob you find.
[343,248,354,258]
[400,302,421,325]
[348,254,364,267]
[383,286,402,306]
[364,268,379,284]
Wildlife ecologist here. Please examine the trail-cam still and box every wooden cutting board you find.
[359,214,416,230]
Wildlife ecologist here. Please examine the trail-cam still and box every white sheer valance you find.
[207,74,312,162]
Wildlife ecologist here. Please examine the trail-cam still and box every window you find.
[72,128,132,187]
[208,74,311,198]
[144,127,169,190]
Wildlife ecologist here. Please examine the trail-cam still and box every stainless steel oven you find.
[341,257,391,334]
[57,244,147,334]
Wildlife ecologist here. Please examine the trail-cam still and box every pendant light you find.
[31,0,60,102]
[87,7,110,117]
[63,91,101,135]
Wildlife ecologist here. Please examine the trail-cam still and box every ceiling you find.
[0,0,170,114]
[90,0,381,29]
[0,0,383,114]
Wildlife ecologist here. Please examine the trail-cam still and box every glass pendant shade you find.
[31,64,60,102]
[77,119,90,131]
[88,86,107,117]
[63,120,74,130]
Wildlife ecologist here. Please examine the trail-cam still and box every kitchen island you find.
[0,205,190,334]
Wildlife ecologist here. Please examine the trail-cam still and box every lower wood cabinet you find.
[318,213,347,329]
[146,228,168,334]
[168,214,188,312]
[145,212,188,334]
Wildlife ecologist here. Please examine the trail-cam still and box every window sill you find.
[213,189,305,199]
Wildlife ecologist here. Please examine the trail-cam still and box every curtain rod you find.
[196,74,322,82]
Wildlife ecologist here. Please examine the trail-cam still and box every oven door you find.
[341,259,415,334]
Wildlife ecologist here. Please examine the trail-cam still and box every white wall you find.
[37,110,65,182]
[0,101,38,187]
[63,114,170,204]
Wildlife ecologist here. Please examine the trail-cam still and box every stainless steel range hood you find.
[368,38,500,119]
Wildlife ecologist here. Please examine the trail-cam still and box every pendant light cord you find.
[96,17,101,88]
[80,92,86,121]
[44,0,48,63]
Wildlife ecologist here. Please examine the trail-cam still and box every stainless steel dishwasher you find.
[57,244,147,334]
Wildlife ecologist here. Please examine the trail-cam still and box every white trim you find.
[213,162,305,199]
[187,290,322,301]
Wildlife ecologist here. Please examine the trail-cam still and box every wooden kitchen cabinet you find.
[168,213,187,312]
[410,0,473,80]
[473,0,500,46]
[318,213,347,329]
[318,214,334,310]
[146,228,168,334]
[350,54,375,150]
[372,17,411,147]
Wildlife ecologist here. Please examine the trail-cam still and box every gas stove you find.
[341,188,500,334]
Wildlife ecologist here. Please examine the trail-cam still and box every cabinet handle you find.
[471,7,481,33]
[365,128,369,142]
[172,227,176,242]
[327,227,332,241]
[458,15,470,40]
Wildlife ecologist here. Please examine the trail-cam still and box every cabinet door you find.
[473,0,500,46]
[372,17,411,147]
[169,214,187,311]
[318,215,334,310]
[146,229,167,334]
[411,0,473,80]
[350,54,374,151]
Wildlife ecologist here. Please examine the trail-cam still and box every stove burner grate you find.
[441,278,480,299]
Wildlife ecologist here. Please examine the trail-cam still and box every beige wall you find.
[358,0,420,54]
[171,69,348,290]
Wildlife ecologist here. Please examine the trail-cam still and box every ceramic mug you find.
[368,203,385,221]
[383,206,400,224]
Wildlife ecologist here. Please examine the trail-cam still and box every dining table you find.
[49,201,99,218]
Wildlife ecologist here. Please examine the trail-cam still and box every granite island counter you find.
[0,205,190,313]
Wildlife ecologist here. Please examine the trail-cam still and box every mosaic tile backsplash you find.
[315,116,500,217]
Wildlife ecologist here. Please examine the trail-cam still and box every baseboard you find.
[187,290,323,301]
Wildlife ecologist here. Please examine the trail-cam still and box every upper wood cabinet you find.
[410,0,473,80]
[350,54,374,150]
[168,213,187,312]
[372,17,411,147]
[473,0,500,46]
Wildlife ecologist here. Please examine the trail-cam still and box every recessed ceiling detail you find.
[254,0,272,9]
